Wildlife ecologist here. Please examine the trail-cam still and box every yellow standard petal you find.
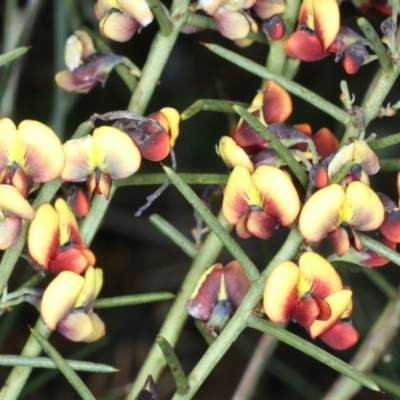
[297,252,343,299]
[310,0,339,50]
[28,203,59,268]
[252,166,300,226]
[160,107,180,147]
[17,120,66,182]
[222,166,257,225]
[0,185,35,220]
[299,184,345,242]
[41,271,85,330]
[55,198,81,246]
[218,136,254,172]
[62,135,96,181]
[341,181,384,231]
[92,126,141,179]
[0,118,18,172]
[263,261,300,323]
[119,0,154,26]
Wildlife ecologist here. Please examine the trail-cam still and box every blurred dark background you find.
[1,0,400,399]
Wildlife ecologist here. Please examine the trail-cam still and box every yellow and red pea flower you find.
[95,0,154,42]
[41,267,105,342]
[55,30,126,93]
[61,126,141,199]
[0,184,35,250]
[28,198,95,275]
[299,181,385,256]
[186,261,251,333]
[222,165,300,240]
[263,252,359,350]
[0,118,65,198]
[113,107,180,162]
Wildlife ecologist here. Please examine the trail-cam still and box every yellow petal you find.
[222,166,255,225]
[82,313,106,342]
[252,166,300,226]
[341,181,385,231]
[299,184,345,242]
[62,135,96,181]
[309,289,353,338]
[92,126,141,179]
[55,198,81,246]
[218,136,254,172]
[0,118,17,172]
[28,203,59,269]
[160,107,180,147]
[58,312,97,342]
[0,184,35,220]
[310,0,339,50]
[41,271,85,330]
[119,0,154,26]
[298,252,343,299]
[17,120,66,182]
[263,261,300,323]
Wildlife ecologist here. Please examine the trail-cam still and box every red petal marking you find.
[262,81,292,124]
[232,110,268,155]
[252,165,300,226]
[236,211,252,239]
[186,264,223,321]
[0,217,22,250]
[223,261,251,310]
[284,31,331,61]
[312,128,339,160]
[309,164,328,188]
[130,129,170,161]
[380,209,400,242]
[49,247,90,275]
[314,297,332,320]
[329,227,351,257]
[263,261,300,323]
[298,252,343,300]
[67,186,91,217]
[222,166,252,225]
[8,166,33,198]
[247,209,278,240]
[291,296,320,328]
[319,320,359,350]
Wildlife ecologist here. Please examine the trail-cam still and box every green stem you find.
[163,166,260,281]
[170,226,304,400]
[368,132,400,150]
[0,355,117,373]
[127,0,191,114]
[0,318,50,400]
[357,17,392,72]
[203,43,350,125]
[146,0,172,36]
[328,161,353,185]
[180,99,249,120]
[232,105,309,189]
[379,158,400,171]
[94,292,175,308]
[156,336,190,395]
[125,213,232,399]
[116,173,228,187]
[149,214,198,258]
[322,288,400,400]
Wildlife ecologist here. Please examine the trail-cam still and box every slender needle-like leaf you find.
[359,233,400,267]
[94,292,175,308]
[0,47,29,68]
[163,166,260,281]
[156,335,190,395]
[181,99,249,120]
[0,355,117,373]
[30,328,96,400]
[247,315,381,393]
[150,214,198,258]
